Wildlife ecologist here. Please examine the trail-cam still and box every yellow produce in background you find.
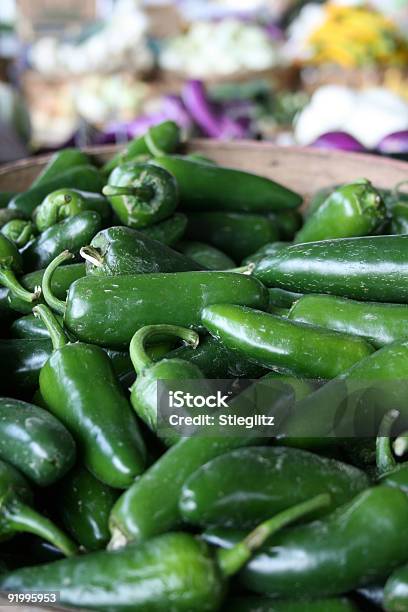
[308,4,408,68]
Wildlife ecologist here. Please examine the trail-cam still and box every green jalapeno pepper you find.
[225,597,358,612]
[103,163,178,229]
[388,200,408,234]
[0,398,75,486]
[186,212,279,261]
[289,294,408,348]
[10,313,64,339]
[129,324,204,444]
[179,446,369,529]
[273,209,303,241]
[34,189,111,232]
[154,155,302,212]
[42,252,268,348]
[295,180,385,244]
[139,212,187,246]
[8,165,105,217]
[0,287,15,330]
[80,226,203,276]
[103,120,181,174]
[0,234,40,304]
[0,459,77,557]
[268,288,302,310]
[30,149,91,189]
[22,211,102,272]
[242,241,289,267]
[34,304,146,489]
[1,494,328,611]
[253,235,408,303]
[1,220,37,248]
[384,562,408,611]
[177,241,235,270]
[0,339,52,397]
[206,485,408,599]
[202,304,374,379]
[109,375,297,546]
[282,339,408,444]
[168,334,267,379]
[54,466,119,551]
[7,263,85,315]
[0,209,26,229]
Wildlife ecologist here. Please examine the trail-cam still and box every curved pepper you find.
[179,446,369,529]
[81,226,203,276]
[22,211,102,272]
[295,180,385,243]
[201,304,374,379]
[0,458,77,557]
[109,375,297,546]
[102,120,181,174]
[139,212,187,246]
[129,324,204,444]
[34,303,146,488]
[186,212,279,261]
[0,234,40,304]
[30,148,91,189]
[8,165,105,217]
[206,485,408,599]
[0,398,75,486]
[154,155,303,212]
[253,235,408,303]
[0,494,329,611]
[42,252,268,348]
[1,220,37,248]
[7,263,85,315]
[34,189,110,232]
[177,241,235,270]
[289,294,408,349]
[54,466,119,551]
[104,163,178,229]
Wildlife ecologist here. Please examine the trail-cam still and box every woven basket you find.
[1,140,407,200]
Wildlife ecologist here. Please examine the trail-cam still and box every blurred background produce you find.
[0,0,407,162]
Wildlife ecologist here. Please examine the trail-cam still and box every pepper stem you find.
[130,324,199,374]
[33,304,69,350]
[102,184,154,201]
[4,496,77,557]
[376,409,400,476]
[217,493,330,578]
[0,268,40,303]
[80,246,103,268]
[228,264,254,275]
[394,431,408,457]
[42,250,73,315]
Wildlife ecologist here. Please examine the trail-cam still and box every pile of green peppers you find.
[1,120,408,611]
